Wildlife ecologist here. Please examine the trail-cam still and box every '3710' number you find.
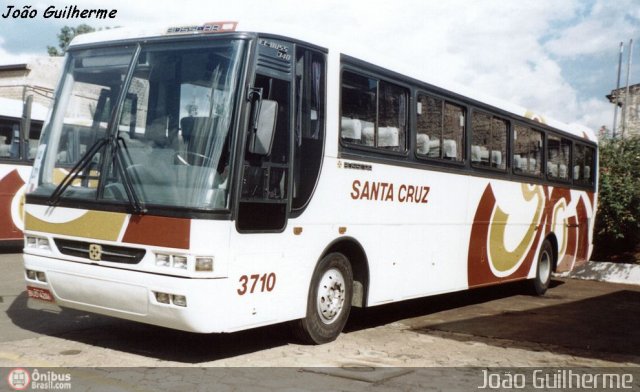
[237,273,276,295]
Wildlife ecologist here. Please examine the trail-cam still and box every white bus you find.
[23,22,597,344]
[0,92,49,246]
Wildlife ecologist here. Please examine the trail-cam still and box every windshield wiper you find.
[112,135,146,214]
[47,135,147,215]
[48,137,109,207]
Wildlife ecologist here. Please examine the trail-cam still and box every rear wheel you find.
[531,239,553,296]
[293,252,353,344]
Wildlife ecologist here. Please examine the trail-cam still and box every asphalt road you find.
[1,249,640,368]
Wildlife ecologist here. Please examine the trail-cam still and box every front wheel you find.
[293,252,353,344]
[531,239,554,296]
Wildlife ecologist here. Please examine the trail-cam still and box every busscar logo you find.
[89,243,102,261]
[7,368,31,391]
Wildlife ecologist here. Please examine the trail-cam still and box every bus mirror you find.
[249,99,277,155]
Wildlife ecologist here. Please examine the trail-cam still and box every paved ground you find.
[1,250,640,390]
[562,260,640,285]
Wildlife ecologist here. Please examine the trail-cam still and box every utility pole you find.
[622,38,633,139]
[612,42,623,139]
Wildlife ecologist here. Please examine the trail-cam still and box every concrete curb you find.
[555,261,640,286]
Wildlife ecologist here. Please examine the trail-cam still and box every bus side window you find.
[241,74,290,200]
[341,71,376,147]
[27,123,43,160]
[341,71,407,152]
[416,94,465,161]
[547,135,570,180]
[573,144,595,185]
[0,121,20,160]
[512,124,542,176]
[238,73,291,232]
[471,111,507,171]
[293,47,325,210]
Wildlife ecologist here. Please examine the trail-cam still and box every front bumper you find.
[24,253,234,333]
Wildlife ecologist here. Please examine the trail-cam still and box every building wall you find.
[0,57,63,112]
[609,84,640,138]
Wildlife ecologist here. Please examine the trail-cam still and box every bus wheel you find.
[531,240,553,296]
[293,252,353,344]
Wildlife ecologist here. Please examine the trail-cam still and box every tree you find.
[47,24,95,56]
[593,135,640,261]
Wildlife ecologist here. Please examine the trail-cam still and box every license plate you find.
[27,286,55,303]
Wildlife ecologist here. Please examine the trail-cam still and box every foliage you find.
[47,24,95,56]
[593,135,640,258]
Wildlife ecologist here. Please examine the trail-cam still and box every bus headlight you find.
[171,295,187,307]
[154,292,187,307]
[26,236,37,248]
[25,235,51,251]
[195,257,214,272]
[154,292,170,304]
[36,271,47,282]
[154,252,215,272]
[172,255,188,270]
[155,254,170,267]
[37,238,50,250]
[25,269,47,282]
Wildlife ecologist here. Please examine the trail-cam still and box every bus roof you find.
[70,22,596,143]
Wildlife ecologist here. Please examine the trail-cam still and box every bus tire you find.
[531,239,553,296]
[293,252,353,345]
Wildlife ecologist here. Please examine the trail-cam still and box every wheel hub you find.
[540,250,551,284]
[317,268,346,324]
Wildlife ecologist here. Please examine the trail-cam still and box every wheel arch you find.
[319,236,370,308]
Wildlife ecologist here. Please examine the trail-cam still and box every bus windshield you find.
[31,39,245,211]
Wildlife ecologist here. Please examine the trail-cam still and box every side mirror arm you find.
[248,87,263,135]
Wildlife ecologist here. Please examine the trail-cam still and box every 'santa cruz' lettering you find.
[351,180,429,204]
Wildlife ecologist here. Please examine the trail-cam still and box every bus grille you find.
[54,239,146,264]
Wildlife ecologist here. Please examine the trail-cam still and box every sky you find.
[0,0,638,132]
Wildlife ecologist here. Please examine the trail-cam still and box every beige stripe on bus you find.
[25,210,127,241]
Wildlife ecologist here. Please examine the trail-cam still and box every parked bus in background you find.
[0,91,51,246]
[23,22,597,344]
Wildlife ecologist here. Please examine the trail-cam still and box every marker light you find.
[171,295,187,307]
[155,254,170,267]
[26,269,36,280]
[195,257,214,272]
[166,21,238,35]
[172,255,188,270]
[36,271,47,282]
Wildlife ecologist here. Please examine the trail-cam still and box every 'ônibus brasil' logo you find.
[7,368,31,390]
